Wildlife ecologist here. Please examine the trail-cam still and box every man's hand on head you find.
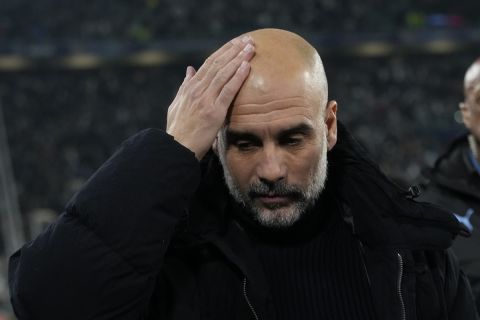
[166,35,255,160]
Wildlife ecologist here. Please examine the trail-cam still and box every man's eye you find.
[235,141,258,151]
[282,136,304,146]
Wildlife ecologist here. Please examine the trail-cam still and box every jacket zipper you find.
[397,253,406,320]
[243,277,260,320]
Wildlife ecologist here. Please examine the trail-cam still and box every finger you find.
[178,66,196,92]
[195,35,253,82]
[215,61,251,108]
[193,42,236,81]
[207,43,255,95]
[178,66,197,94]
[180,66,196,86]
[200,37,253,84]
[185,66,196,80]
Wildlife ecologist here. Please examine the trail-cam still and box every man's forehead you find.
[230,70,322,125]
[225,117,316,137]
[234,64,320,99]
[228,96,318,127]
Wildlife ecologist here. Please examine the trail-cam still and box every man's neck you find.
[230,194,335,245]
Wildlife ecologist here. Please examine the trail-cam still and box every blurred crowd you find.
[1,0,479,43]
[1,65,183,217]
[0,53,471,219]
[327,53,468,184]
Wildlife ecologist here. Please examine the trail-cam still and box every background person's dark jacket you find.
[419,134,480,312]
[8,123,479,320]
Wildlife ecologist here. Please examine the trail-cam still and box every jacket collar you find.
[426,133,480,200]
[335,123,470,246]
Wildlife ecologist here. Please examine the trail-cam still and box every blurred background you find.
[0,0,479,317]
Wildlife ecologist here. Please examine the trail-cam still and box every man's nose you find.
[256,146,287,184]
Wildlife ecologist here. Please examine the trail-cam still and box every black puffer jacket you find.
[419,134,480,312]
[9,124,479,320]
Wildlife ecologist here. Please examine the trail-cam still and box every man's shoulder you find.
[420,135,480,209]
[429,135,471,180]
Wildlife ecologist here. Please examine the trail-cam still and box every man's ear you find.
[325,100,337,151]
[459,102,472,130]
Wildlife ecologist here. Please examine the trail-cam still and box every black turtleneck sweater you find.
[232,195,377,320]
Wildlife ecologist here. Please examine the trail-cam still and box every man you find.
[419,58,480,312]
[9,29,478,319]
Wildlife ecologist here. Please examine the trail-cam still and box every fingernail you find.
[243,43,254,53]
[242,35,251,43]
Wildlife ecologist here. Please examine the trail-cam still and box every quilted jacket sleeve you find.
[8,129,201,320]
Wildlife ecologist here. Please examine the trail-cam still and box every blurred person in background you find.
[420,58,480,312]
[8,29,478,320]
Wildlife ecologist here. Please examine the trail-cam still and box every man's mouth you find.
[252,193,294,207]
[258,195,289,204]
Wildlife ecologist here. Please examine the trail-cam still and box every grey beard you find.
[217,131,328,228]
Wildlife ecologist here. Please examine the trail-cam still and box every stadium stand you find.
[1,0,480,42]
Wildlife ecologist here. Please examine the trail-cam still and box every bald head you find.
[464,58,480,95]
[233,29,329,116]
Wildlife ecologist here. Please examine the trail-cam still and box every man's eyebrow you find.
[277,123,315,138]
[225,130,261,144]
[225,123,315,143]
